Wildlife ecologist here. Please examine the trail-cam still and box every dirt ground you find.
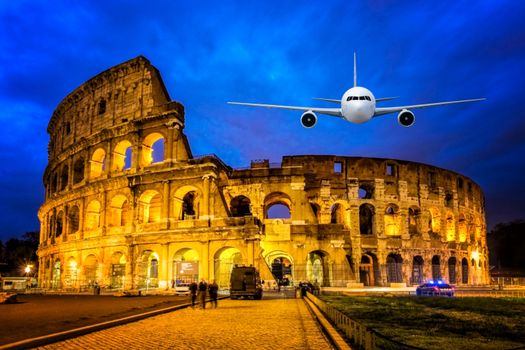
[0,294,190,345]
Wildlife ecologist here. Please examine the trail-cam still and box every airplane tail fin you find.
[353,52,357,87]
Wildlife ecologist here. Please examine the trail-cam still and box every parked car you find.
[416,280,455,297]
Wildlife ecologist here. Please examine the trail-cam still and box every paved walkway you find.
[35,296,333,350]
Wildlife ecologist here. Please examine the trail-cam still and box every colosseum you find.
[37,56,489,291]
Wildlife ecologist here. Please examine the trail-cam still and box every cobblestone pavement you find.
[36,295,334,350]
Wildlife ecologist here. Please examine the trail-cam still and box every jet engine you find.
[397,109,415,127]
[300,110,317,128]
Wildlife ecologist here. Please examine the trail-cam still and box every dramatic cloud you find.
[0,0,524,239]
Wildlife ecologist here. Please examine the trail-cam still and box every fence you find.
[306,292,426,350]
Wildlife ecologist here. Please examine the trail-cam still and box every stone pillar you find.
[201,241,209,281]
[126,245,135,290]
[162,181,170,226]
[201,175,210,219]
[166,125,174,164]
[160,243,169,290]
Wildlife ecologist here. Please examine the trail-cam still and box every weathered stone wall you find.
[37,57,489,291]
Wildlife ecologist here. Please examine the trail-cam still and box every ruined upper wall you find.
[47,56,184,160]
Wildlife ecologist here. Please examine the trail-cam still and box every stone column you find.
[201,175,210,219]
[126,245,135,290]
[162,181,170,227]
[201,241,209,281]
[160,243,170,290]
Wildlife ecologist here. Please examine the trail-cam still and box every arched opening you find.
[411,256,424,285]
[52,260,61,289]
[359,204,374,235]
[384,204,399,236]
[386,253,403,283]
[49,173,58,194]
[109,195,129,227]
[408,207,420,235]
[55,211,64,237]
[359,253,379,286]
[138,190,161,223]
[230,195,252,217]
[60,166,69,191]
[182,191,197,219]
[310,203,320,224]
[83,255,99,286]
[110,252,126,289]
[448,257,457,284]
[458,214,467,242]
[90,148,106,179]
[73,158,85,184]
[264,192,292,219]
[271,257,293,286]
[214,247,242,288]
[64,257,77,288]
[142,133,165,166]
[137,251,160,289]
[307,251,330,286]
[85,200,101,230]
[358,183,374,199]
[428,208,441,234]
[112,140,132,171]
[461,258,469,284]
[98,99,106,115]
[172,248,200,286]
[68,205,79,234]
[431,255,441,280]
[330,203,344,224]
[446,212,455,241]
[267,203,291,219]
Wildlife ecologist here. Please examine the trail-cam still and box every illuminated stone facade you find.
[37,57,489,290]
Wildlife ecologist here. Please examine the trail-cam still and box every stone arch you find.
[64,257,78,288]
[55,210,64,237]
[230,195,252,217]
[141,132,166,166]
[445,211,455,241]
[431,255,442,280]
[112,140,133,171]
[358,182,374,199]
[411,256,424,285]
[138,190,162,223]
[330,202,346,224]
[85,200,101,230]
[214,247,243,288]
[458,213,467,242]
[306,250,331,286]
[264,192,292,219]
[309,202,321,224]
[83,254,99,286]
[360,253,380,286]
[90,148,106,178]
[428,207,441,234]
[386,253,403,283]
[359,203,375,235]
[384,204,400,236]
[73,157,85,184]
[461,257,469,284]
[265,250,294,286]
[448,257,457,284]
[408,206,421,235]
[137,250,160,288]
[109,251,127,289]
[173,185,201,220]
[60,165,69,191]
[172,248,200,285]
[109,194,130,227]
[68,205,80,234]
[52,259,61,289]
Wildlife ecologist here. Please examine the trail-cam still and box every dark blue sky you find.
[1,0,524,240]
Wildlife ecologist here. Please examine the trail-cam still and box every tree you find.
[487,220,525,275]
[0,231,39,277]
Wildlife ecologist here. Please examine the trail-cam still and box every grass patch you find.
[320,295,525,350]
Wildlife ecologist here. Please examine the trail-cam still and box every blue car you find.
[416,280,455,297]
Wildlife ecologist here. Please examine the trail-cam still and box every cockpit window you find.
[352,96,358,100]
[365,96,371,101]
[359,96,366,100]
[347,96,352,101]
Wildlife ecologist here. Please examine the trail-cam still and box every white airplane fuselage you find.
[341,86,376,124]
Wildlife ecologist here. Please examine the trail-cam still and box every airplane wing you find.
[227,102,343,117]
[374,98,485,117]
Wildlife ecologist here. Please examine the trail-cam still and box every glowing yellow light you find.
[24,266,31,274]
[471,250,480,261]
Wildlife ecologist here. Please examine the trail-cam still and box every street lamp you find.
[25,265,32,276]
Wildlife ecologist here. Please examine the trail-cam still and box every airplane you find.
[228,53,485,128]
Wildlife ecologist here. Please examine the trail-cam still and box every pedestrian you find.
[208,280,219,308]
[198,278,208,309]
[189,280,198,308]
